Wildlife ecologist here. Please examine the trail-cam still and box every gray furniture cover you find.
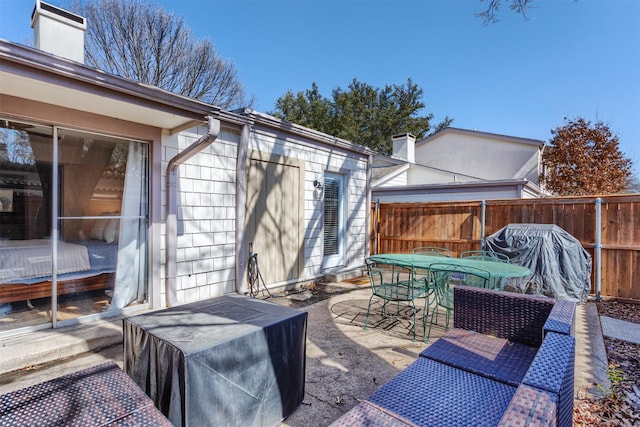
[123,294,307,427]
[484,223,591,302]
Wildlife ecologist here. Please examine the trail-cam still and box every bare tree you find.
[623,174,640,194]
[71,0,251,109]
[0,128,34,164]
[477,0,536,24]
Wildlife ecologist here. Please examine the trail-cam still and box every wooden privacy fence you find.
[370,194,640,302]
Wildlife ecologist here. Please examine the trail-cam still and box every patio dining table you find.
[367,253,530,288]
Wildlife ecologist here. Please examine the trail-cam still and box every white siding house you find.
[372,129,546,202]
[414,128,544,184]
[168,111,372,303]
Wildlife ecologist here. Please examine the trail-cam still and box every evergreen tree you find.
[272,78,451,155]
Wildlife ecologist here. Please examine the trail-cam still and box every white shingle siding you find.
[345,159,369,270]
[249,128,369,281]
[162,121,369,304]
[380,172,408,187]
[162,127,240,303]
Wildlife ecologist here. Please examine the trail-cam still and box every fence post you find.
[374,199,380,255]
[480,200,487,249]
[594,198,602,301]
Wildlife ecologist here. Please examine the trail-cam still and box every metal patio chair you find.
[364,258,428,341]
[412,246,453,257]
[424,263,492,342]
[459,250,510,263]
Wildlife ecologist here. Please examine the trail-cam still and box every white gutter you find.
[165,115,220,306]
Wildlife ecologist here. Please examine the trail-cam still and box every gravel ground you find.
[574,300,640,426]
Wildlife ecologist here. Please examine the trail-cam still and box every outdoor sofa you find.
[0,361,172,426]
[332,285,576,427]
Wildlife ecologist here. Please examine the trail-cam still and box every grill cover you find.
[485,224,591,302]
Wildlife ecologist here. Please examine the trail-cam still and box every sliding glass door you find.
[0,121,52,331]
[0,119,149,333]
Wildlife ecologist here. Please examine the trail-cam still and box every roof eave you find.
[0,39,220,130]
[418,127,545,148]
[239,109,376,156]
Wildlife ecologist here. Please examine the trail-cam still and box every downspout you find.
[373,199,380,255]
[165,115,220,307]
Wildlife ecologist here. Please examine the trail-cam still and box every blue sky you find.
[1,0,639,177]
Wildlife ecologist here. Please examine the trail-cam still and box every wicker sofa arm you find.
[544,299,576,336]
[522,331,575,427]
[498,384,558,427]
[498,331,575,427]
[453,285,555,347]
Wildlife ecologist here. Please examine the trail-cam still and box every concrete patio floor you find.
[0,282,610,426]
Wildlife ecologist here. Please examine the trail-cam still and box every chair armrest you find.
[498,384,558,427]
[522,332,575,427]
[453,285,554,347]
[544,300,576,336]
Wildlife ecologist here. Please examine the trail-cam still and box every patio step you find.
[323,267,365,283]
[0,317,123,375]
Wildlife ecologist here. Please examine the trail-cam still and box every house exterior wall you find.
[415,131,541,184]
[522,184,541,199]
[160,119,370,305]
[377,170,408,187]
[371,129,546,204]
[0,39,372,335]
[407,166,476,185]
[0,97,371,326]
[372,184,524,203]
[249,125,369,280]
[373,160,482,189]
[161,125,240,304]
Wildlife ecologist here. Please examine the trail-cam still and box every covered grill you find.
[485,223,592,302]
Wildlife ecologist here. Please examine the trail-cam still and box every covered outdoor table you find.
[123,294,307,427]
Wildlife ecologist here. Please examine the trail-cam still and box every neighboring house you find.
[372,129,546,202]
[0,2,372,336]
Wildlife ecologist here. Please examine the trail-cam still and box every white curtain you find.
[110,141,147,310]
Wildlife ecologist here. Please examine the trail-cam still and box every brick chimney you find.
[391,133,416,163]
[31,0,86,63]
